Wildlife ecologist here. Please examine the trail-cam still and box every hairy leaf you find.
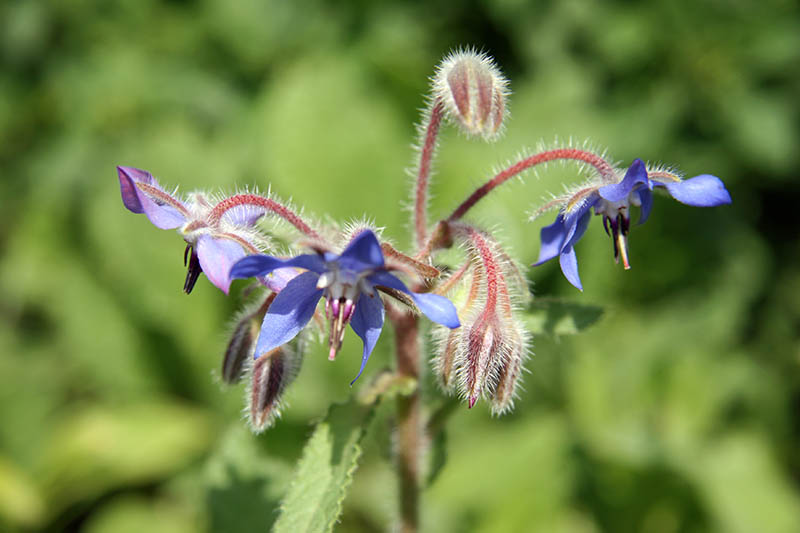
[273,397,375,533]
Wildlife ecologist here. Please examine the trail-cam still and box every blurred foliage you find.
[1,0,799,532]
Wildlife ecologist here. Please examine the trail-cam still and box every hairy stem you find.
[447,148,616,222]
[390,309,421,533]
[208,194,322,240]
[414,100,444,250]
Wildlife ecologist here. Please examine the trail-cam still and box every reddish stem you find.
[208,194,321,240]
[389,309,421,533]
[414,101,444,249]
[447,148,616,222]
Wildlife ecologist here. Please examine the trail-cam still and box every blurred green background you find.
[1,0,799,531]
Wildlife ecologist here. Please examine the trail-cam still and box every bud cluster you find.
[433,224,530,414]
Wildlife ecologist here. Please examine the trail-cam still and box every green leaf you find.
[522,298,604,337]
[204,425,293,533]
[273,396,375,533]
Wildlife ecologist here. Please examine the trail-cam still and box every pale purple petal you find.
[598,159,650,203]
[253,271,323,358]
[230,253,326,279]
[336,230,385,272]
[658,174,732,207]
[221,205,266,227]
[368,271,460,328]
[117,166,187,230]
[196,235,246,294]
[264,267,302,292]
[348,291,385,384]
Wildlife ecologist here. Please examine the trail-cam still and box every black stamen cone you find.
[183,245,203,294]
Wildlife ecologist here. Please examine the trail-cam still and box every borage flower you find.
[118,166,267,294]
[230,230,460,383]
[534,159,731,290]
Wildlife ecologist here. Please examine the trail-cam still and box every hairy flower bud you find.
[433,49,509,140]
[489,318,527,415]
[433,225,530,412]
[247,345,301,433]
[221,294,274,384]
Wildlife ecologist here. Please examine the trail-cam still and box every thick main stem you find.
[414,101,444,250]
[391,309,421,533]
[447,148,617,222]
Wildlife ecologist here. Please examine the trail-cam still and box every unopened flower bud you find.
[433,49,509,140]
[489,319,527,415]
[221,294,274,384]
[247,345,301,433]
[433,224,530,412]
[462,313,502,408]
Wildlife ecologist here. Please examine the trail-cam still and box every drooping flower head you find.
[534,159,732,290]
[230,230,461,383]
[117,166,268,294]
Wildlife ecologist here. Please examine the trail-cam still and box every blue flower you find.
[534,159,732,290]
[230,230,461,383]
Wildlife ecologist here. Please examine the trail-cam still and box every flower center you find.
[595,193,640,270]
[316,267,373,360]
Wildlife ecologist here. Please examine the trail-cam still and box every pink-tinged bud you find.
[247,345,301,433]
[433,49,509,140]
[433,224,530,413]
[462,313,502,407]
[221,294,273,384]
[489,318,527,415]
[437,329,459,390]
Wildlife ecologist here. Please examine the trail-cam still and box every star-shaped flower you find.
[230,230,461,383]
[534,159,732,290]
[118,166,267,294]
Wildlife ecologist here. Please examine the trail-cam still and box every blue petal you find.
[598,159,650,203]
[559,246,583,291]
[253,271,323,358]
[230,253,326,279]
[348,291,386,384]
[658,174,732,207]
[534,215,568,266]
[558,209,592,291]
[367,271,461,328]
[196,235,246,294]
[562,206,593,251]
[336,230,385,272]
[117,166,187,230]
[637,188,653,224]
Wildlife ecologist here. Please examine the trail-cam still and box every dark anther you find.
[183,245,203,294]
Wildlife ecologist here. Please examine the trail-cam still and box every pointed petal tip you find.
[662,174,732,207]
[338,229,385,271]
[468,396,477,409]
